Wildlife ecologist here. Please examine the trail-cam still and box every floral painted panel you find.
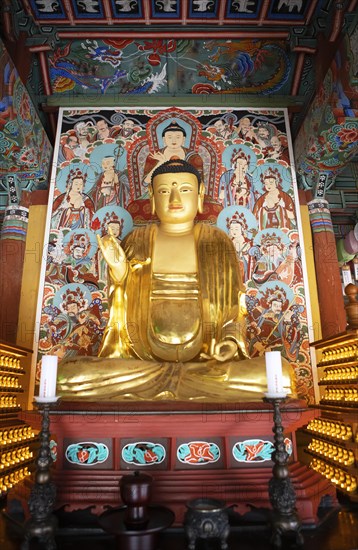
[36,106,314,402]
[121,441,166,466]
[232,437,292,463]
[65,440,110,466]
[120,438,169,469]
[177,441,221,465]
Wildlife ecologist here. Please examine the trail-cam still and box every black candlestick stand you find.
[21,400,58,550]
[264,396,304,549]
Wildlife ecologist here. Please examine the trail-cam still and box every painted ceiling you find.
[2,1,356,134]
[0,0,357,230]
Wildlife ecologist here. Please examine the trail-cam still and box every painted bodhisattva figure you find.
[58,159,294,401]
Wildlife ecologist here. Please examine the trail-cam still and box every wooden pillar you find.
[0,203,30,342]
[307,199,346,338]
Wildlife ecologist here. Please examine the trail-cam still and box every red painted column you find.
[307,198,347,338]
[0,206,28,342]
[0,190,48,343]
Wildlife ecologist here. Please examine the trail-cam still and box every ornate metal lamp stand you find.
[264,396,304,549]
[21,398,59,550]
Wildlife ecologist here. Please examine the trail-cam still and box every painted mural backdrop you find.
[37,106,314,402]
[0,39,52,207]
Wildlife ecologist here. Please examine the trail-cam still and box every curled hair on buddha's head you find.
[151,159,202,188]
[162,121,186,137]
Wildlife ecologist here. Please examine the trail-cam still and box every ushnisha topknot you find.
[161,121,187,137]
[151,158,202,188]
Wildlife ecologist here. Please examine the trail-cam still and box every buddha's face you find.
[163,131,185,150]
[152,171,201,225]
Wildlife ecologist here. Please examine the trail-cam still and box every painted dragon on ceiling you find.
[48,38,291,96]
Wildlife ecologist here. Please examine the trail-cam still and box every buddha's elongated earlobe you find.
[149,186,155,215]
[198,182,205,214]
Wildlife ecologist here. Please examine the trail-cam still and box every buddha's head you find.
[162,121,186,150]
[150,159,205,225]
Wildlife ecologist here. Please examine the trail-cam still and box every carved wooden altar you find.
[19,399,337,527]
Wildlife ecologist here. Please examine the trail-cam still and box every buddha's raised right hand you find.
[96,227,128,284]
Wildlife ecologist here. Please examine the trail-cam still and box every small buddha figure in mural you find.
[58,159,295,401]
[143,121,204,186]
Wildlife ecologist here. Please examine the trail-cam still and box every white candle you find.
[265,351,286,397]
[39,355,58,399]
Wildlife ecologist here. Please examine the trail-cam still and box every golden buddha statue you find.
[58,159,294,401]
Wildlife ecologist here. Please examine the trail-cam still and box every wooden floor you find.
[1,498,357,550]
